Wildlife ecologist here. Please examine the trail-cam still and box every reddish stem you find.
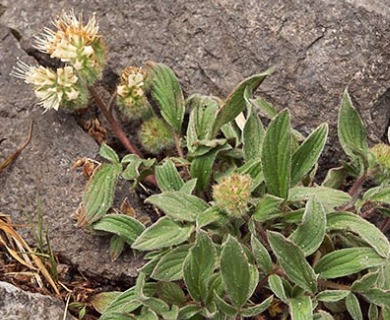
[348,173,367,197]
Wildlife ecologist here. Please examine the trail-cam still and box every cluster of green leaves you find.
[83,63,390,319]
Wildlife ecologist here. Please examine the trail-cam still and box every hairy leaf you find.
[83,163,122,225]
[145,62,184,132]
[92,214,145,245]
[132,217,194,251]
[155,160,184,192]
[316,290,350,302]
[289,295,313,320]
[146,191,209,222]
[262,109,292,199]
[268,231,317,293]
[240,296,273,317]
[346,293,363,320]
[268,274,288,303]
[157,282,186,306]
[291,123,328,186]
[290,196,326,256]
[251,234,272,273]
[99,143,120,163]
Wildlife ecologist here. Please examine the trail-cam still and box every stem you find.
[318,279,350,291]
[348,173,367,197]
[89,86,157,187]
[174,131,190,178]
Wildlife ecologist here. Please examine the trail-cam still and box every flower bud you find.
[212,173,252,217]
[116,67,150,120]
[370,143,390,170]
[138,117,174,154]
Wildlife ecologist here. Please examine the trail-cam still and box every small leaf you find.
[243,89,265,161]
[178,305,203,319]
[314,247,385,279]
[327,212,390,259]
[351,271,379,292]
[268,231,317,293]
[109,235,125,261]
[156,282,186,306]
[151,244,191,281]
[251,234,272,274]
[82,163,122,225]
[240,296,273,317]
[132,217,194,251]
[253,194,284,222]
[262,109,292,199]
[145,62,184,132]
[122,158,144,180]
[146,191,209,222]
[197,206,223,228]
[212,68,274,137]
[289,196,326,256]
[180,178,197,195]
[215,293,238,316]
[289,186,351,211]
[363,186,390,204]
[338,90,368,161]
[252,97,278,119]
[90,291,121,314]
[155,160,184,192]
[346,293,363,320]
[220,235,251,307]
[291,123,328,186]
[99,143,120,163]
[316,290,350,302]
[314,310,335,320]
[268,274,288,303]
[190,144,231,191]
[184,231,216,302]
[361,288,390,309]
[92,214,145,245]
[368,304,378,320]
[289,295,313,320]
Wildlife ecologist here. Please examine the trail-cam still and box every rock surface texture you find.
[0,281,74,320]
[0,0,389,282]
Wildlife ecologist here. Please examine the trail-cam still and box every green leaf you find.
[178,305,203,319]
[92,214,145,245]
[363,186,390,204]
[338,90,368,161]
[243,90,265,161]
[91,291,121,314]
[190,144,231,191]
[289,196,326,256]
[314,247,386,279]
[322,166,347,189]
[215,293,238,316]
[253,194,284,222]
[327,212,390,259]
[99,143,120,163]
[314,310,335,320]
[212,68,274,137]
[183,232,216,302]
[351,271,379,292]
[252,97,278,119]
[368,304,378,320]
[180,179,198,195]
[99,314,134,320]
[268,274,288,303]
[155,160,184,192]
[268,231,317,293]
[251,234,272,274]
[346,293,363,320]
[186,94,219,153]
[291,124,328,186]
[145,62,184,132]
[146,191,209,222]
[151,244,190,281]
[288,186,351,211]
[132,217,194,251]
[240,296,273,317]
[316,290,350,302]
[197,206,224,228]
[122,158,144,180]
[289,295,313,320]
[83,163,122,225]
[161,305,179,320]
[109,235,125,261]
[156,282,186,306]
[362,288,390,309]
[220,235,251,307]
[261,109,292,199]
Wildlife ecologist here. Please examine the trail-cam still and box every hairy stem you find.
[348,173,367,197]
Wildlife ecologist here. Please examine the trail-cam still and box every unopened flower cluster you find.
[12,11,106,112]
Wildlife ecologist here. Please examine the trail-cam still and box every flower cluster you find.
[371,143,390,171]
[213,173,253,217]
[11,10,106,112]
[116,67,150,120]
[138,117,174,154]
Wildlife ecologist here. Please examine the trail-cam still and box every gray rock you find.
[0,0,389,281]
[0,281,75,320]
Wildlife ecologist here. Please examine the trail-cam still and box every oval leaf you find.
[220,235,251,307]
[92,214,145,245]
[132,217,194,251]
[155,160,184,192]
[183,232,216,302]
[327,212,390,259]
[268,231,317,293]
[268,274,288,303]
[289,295,313,320]
[262,109,292,199]
[82,163,122,225]
[99,143,120,163]
[145,62,184,132]
[290,196,327,256]
[251,234,272,273]
[314,247,385,279]
[146,191,209,222]
[291,123,328,186]
[316,290,350,302]
[346,293,363,320]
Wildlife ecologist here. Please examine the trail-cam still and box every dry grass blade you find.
[0,212,60,295]
[0,119,34,173]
